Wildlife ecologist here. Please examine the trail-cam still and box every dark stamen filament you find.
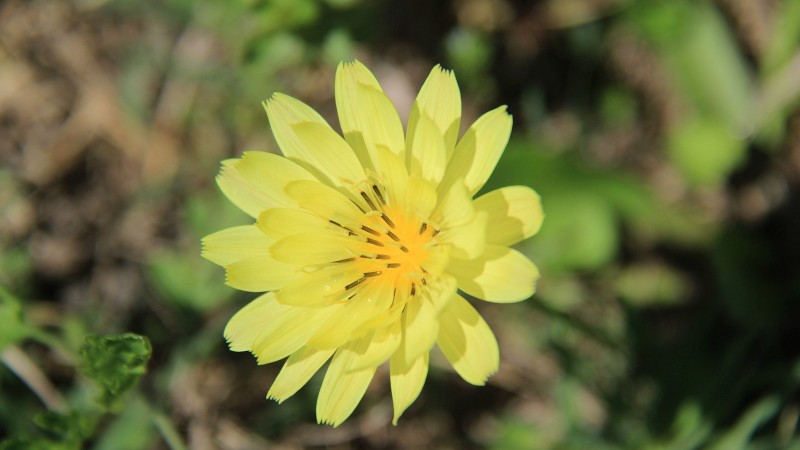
[372,185,386,204]
[361,225,380,236]
[360,191,377,211]
[381,213,395,229]
[345,277,366,290]
[366,238,384,247]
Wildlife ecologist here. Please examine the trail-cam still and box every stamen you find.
[350,198,367,213]
[432,229,440,237]
[385,230,401,242]
[364,271,382,277]
[419,223,427,234]
[387,263,401,268]
[366,238,384,247]
[345,277,366,290]
[410,284,416,296]
[400,245,409,253]
[381,213,395,229]
[333,257,355,263]
[372,185,386,204]
[375,254,391,260]
[361,225,380,236]
[360,191,377,211]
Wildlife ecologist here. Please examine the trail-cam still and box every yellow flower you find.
[202,61,543,426]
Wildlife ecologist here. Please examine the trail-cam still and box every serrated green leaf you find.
[79,334,152,409]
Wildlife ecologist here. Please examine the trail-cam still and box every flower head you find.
[202,61,543,426]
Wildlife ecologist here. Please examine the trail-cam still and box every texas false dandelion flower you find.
[202,61,543,426]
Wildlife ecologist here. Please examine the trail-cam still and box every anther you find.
[361,225,380,236]
[419,223,427,234]
[399,245,409,253]
[360,191,377,211]
[366,238,384,247]
[372,185,386,204]
[375,254,391,260]
[385,230,400,242]
[345,277,366,290]
[387,263,401,268]
[333,257,355,263]
[381,213,396,229]
[364,271,382,277]
[410,284,416,296]
[432,229,441,237]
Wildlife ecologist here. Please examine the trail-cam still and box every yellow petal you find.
[399,296,438,365]
[217,152,316,218]
[268,346,335,403]
[404,176,437,223]
[306,282,394,349]
[276,265,364,307]
[420,243,451,277]
[448,245,539,302]
[257,208,341,241]
[270,232,362,265]
[249,303,329,364]
[348,322,402,371]
[285,180,364,229]
[408,112,447,184]
[407,65,461,158]
[474,186,544,246]
[224,293,324,363]
[440,106,512,196]
[202,225,271,266]
[316,338,377,427]
[431,182,475,230]
[265,93,367,186]
[335,61,405,170]
[438,211,487,259]
[437,294,499,385]
[389,351,429,425]
[225,255,298,292]
[426,275,457,313]
[375,145,409,207]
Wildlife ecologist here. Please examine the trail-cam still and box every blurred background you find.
[1,0,800,448]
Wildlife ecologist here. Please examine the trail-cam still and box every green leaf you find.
[78,334,152,409]
[0,286,31,351]
[668,118,747,185]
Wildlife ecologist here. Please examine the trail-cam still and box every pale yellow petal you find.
[224,293,324,363]
[270,232,362,265]
[276,265,364,307]
[407,65,461,158]
[440,106,512,196]
[474,186,544,246]
[250,303,329,364]
[437,294,499,385]
[217,152,316,218]
[202,225,271,266]
[335,61,405,170]
[347,322,402,371]
[448,245,539,302]
[420,244,451,277]
[389,351,429,425]
[285,180,364,229]
[404,176,437,223]
[374,145,409,207]
[398,296,438,365]
[265,93,367,186]
[431,182,475,230]
[426,275,457,313]
[268,346,335,403]
[437,211,487,259]
[257,208,341,241]
[307,282,394,349]
[225,255,298,292]
[316,339,377,427]
[408,112,447,184]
